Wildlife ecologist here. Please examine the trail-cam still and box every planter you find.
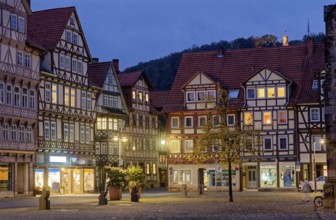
[108,186,122,200]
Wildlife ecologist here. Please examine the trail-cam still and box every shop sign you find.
[50,156,67,163]
[295,161,300,171]
[78,159,85,165]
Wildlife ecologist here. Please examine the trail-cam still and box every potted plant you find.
[125,166,146,201]
[104,166,126,200]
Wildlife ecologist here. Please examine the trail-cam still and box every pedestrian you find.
[301,181,311,202]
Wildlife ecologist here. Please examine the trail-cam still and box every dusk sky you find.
[32,0,335,70]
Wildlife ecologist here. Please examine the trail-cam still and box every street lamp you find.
[113,133,127,167]
[313,137,324,192]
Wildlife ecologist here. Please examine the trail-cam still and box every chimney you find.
[92,57,99,63]
[113,59,120,74]
[282,35,288,46]
[306,37,314,56]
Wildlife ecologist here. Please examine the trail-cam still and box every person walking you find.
[302,181,311,202]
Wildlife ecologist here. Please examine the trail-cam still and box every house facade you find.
[163,38,326,192]
[0,0,41,198]
[88,59,129,191]
[118,71,162,187]
[28,7,98,194]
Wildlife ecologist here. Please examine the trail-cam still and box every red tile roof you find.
[163,40,324,112]
[28,7,74,50]
[117,71,143,87]
[88,62,112,88]
[150,90,169,108]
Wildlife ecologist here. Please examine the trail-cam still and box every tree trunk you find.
[228,160,233,202]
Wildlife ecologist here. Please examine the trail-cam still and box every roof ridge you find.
[33,6,75,13]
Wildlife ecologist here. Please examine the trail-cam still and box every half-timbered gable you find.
[27,6,97,194]
[88,59,128,188]
[118,71,161,187]
[164,38,325,192]
[0,0,41,198]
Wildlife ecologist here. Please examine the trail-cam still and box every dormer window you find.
[186,92,195,102]
[197,91,205,101]
[312,80,318,90]
[229,90,239,99]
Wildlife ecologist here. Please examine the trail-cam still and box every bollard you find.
[98,191,108,205]
[39,189,50,210]
[182,184,187,198]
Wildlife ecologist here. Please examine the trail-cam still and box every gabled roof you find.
[27,6,92,58]
[181,71,219,90]
[88,62,111,88]
[118,71,152,89]
[163,40,324,112]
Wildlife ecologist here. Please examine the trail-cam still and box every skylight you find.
[229,89,240,99]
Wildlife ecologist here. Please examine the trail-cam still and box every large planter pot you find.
[108,186,122,200]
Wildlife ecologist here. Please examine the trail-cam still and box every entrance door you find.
[247,166,257,188]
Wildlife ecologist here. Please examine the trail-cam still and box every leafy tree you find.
[189,88,259,202]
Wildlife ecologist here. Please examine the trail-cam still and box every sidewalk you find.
[0,191,335,219]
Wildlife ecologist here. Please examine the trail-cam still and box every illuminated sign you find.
[50,156,67,163]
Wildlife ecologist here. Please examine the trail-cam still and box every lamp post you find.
[313,137,324,192]
[114,133,127,167]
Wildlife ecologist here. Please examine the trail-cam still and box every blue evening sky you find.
[31,0,335,70]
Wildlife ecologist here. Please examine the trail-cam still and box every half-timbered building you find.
[118,71,161,187]
[0,0,41,198]
[163,38,325,192]
[88,59,129,191]
[28,7,98,194]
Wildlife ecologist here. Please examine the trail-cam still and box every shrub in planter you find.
[126,166,146,200]
[104,166,126,200]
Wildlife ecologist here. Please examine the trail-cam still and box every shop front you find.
[259,162,296,189]
[35,153,95,194]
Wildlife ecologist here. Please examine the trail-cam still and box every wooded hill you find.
[123,33,325,91]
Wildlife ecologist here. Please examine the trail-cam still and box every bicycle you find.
[314,195,324,208]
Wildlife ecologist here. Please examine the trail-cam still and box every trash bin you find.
[182,184,187,197]
[39,189,50,210]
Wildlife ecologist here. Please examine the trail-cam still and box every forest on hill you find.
[123,33,325,91]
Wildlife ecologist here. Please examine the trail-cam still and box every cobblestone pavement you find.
[0,190,335,219]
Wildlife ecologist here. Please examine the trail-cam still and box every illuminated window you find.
[278,111,287,124]
[102,118,107,130]
[145,93,149,105]
[70,89,75,107]
[132,91,136,100]
[170,140,180,153]
[139,92,143,102]
[52,84,57,104]
[152,164,157,175]
[263,111,272,124]
[267,87,275,98]
[257,88,265,98]
[64,87,70,106]
[186,92,195,102]
[247,88,255,99]
[69,124,74,143]
[277,87,285,98]
[184,140,193,153]
[244,112,253,125]
[146,163,150,175]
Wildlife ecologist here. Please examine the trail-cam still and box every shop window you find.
[263,111,272,124]
[35,169,44,190]
[257,88,265,98]
[84,169,94,192]
[278,111,287,124]
[173,170,191,184]
[280,166,294,187]
[260,166,277,187]
[48,168,60,193]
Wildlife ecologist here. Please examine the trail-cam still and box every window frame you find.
[171,117,180,129]
[247,88,255,99]
[184,116,193,128]
[18,16,24,33]
[186,91,195,102]
[227,114,235,126]
[170,140,181,153]
[263,111,272,125]
[244,112,253,125]
[278,110,287,124]
[184,139,193,153]
[198,116,206,127]
[257,87,265,99]
[267,87,275,98]
[279,136,288,150]
[277,86,286,98]
[196,91,205,102]
[263,137,272,150]
[310,108,320,122]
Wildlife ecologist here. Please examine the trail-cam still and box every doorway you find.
[247,166,257,188]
